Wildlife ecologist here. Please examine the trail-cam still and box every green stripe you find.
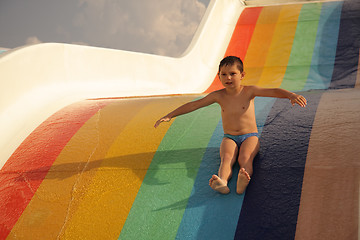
[119,97,221,240]
[281,3,322,91]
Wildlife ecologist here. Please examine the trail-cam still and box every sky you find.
[0,0,210,57]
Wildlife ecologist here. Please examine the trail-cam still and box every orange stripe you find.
[205,7,262,92]
[0,100,109,239]
[243,6,282,86]
[256,4,302,88]
[7,100,138,238]
[225,7,263,61]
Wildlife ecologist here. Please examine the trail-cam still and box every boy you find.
[154,56,307,194]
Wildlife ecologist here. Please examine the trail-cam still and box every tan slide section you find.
[295,89,360,240]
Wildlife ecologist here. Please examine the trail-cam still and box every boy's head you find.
[218,56,244,74]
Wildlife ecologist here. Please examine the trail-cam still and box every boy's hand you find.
[289,94,307,107]
[154,116,171,128]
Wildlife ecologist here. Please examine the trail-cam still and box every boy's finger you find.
[297,99,304,107]
[300,97,307,107]
[154,120,160,128]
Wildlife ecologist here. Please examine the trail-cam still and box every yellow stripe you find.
[6,100,142,239]
[59,96,195,239]
[257,4,302,88]
[243,6,282,86]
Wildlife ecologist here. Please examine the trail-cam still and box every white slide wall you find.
[0,0,244,166]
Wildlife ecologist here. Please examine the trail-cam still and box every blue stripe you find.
[254,97,276,135]
[176,98,276,239]
[175,118,242,240]
[303,2,342,90]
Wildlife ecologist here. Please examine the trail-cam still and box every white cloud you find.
[72,0,207,57]
[0,0,209,54]
[25,36,42,45]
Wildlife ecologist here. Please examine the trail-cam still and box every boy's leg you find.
[236,136,260,194]
[209,137,238,194]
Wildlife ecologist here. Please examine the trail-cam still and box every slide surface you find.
[1,0,360,239]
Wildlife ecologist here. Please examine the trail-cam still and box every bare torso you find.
[215,86,258,135]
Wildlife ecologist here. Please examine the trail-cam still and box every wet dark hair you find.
[218,56,244,73]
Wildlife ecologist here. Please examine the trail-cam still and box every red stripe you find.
[0,100,110,238]
[205,7,263,93]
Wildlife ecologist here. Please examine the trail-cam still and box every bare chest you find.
[219,95,253,116]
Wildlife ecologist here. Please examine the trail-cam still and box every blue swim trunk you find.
[223,132,259,148]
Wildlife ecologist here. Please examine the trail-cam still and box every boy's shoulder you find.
[243,85,256,90]
[242,85,259,94]
[208,88,226,96]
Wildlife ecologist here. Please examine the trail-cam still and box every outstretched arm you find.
[154,92,217,128]
[251,86,307,107]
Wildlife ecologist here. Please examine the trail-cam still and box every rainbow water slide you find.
[1,0,360,239]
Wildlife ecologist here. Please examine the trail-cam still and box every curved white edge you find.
[0,0,244,167]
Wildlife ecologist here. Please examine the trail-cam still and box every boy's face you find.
[218,64,245,89]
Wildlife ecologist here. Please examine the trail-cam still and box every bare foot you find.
[236,168,250,194]
[209,175,230,194]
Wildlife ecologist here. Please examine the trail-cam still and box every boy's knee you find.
[238,152,251,162]
[222,153,236,162]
